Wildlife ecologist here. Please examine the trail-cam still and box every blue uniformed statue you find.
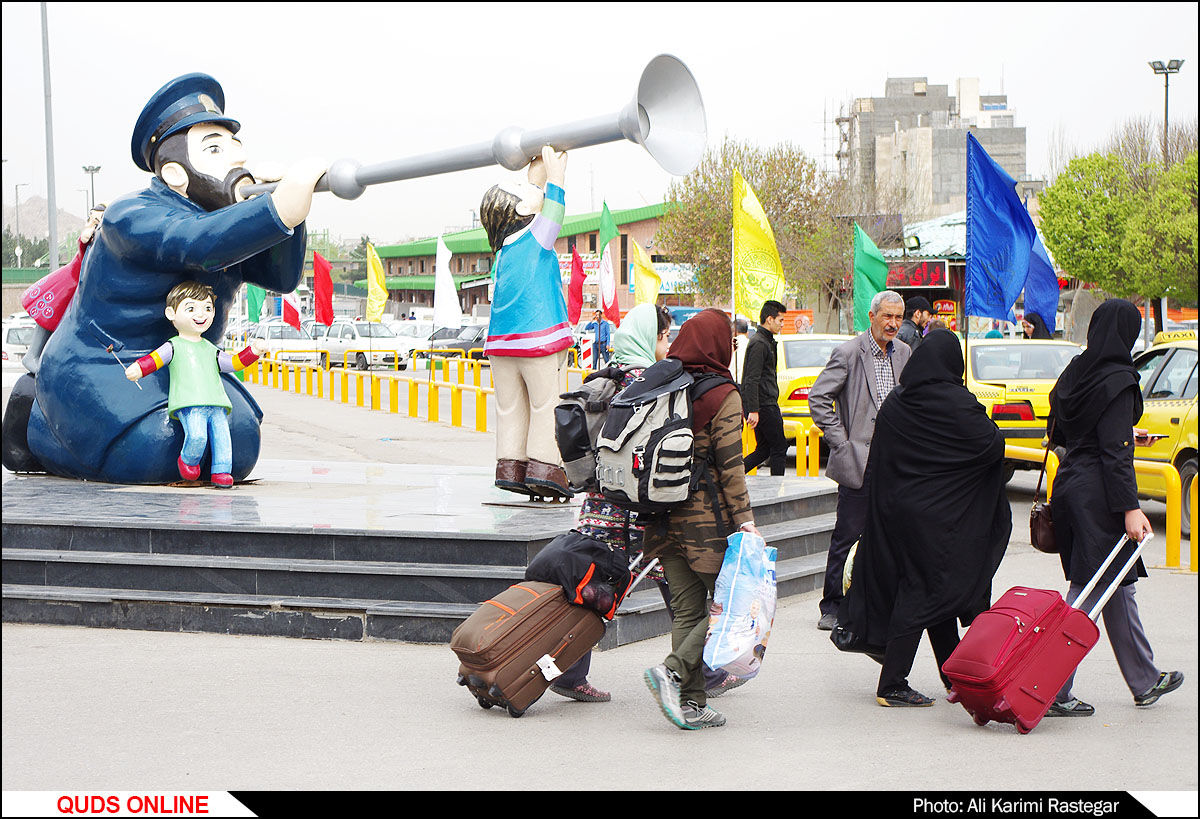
[1,73,327,484]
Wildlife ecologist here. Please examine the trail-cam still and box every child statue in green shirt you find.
[126,281,264,487]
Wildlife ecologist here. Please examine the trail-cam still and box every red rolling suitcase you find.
[451,581,606,717]
[942,534,1150,734]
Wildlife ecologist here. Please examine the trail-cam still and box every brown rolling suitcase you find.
[451,581,606,717]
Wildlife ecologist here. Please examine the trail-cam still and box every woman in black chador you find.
[838,330,1012,707]
[1044,299,1184,717]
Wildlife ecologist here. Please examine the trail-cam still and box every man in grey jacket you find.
[809,291,911,630]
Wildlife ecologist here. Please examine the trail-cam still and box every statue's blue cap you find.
[131,73,240,172]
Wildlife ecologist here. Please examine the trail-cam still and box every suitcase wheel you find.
[477,697,494,710]
[456,674,467,687]
[946,688,959,704]
[1016,721,1032,735]
[994,696,1010,714]
[972,713,989,727]
[507,705,525,718]
[488,684,505,701]
[467,674,487,690]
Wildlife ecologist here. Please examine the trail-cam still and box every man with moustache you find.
[809,291,911,630]
[4,73,326,484]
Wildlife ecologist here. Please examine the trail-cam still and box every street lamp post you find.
[1148,59,1184,165]
[82,165,101,211]
[1147,59,1184,337]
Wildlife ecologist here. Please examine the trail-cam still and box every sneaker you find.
[876,687,935,707]
[681,700,726,729]
[211,473,234,489]
[549,682,611,703]
[817,613,838,631]
[1134,671,1184,707]
[1045,697,1095,717]
[705,674,750,699]
[644,664,689,729]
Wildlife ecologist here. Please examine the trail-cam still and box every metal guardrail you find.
[247,352,493,433]
[1005,444,1190,572]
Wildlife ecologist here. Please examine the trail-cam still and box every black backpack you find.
[524,530,634,620]
[554,365,630,492]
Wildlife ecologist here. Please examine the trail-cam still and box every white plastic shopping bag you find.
[703,531,777,677]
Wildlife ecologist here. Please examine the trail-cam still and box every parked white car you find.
[315,320,412,370]
[248,321,322,365]
[2,318,36,365]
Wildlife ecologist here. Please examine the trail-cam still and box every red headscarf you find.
[667,308,738,431]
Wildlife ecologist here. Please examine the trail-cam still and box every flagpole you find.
[731,225,738,382]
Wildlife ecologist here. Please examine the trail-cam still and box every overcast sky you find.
[3,1,1197,246]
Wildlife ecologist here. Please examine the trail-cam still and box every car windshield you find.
[971,344,1079,381]
[268,325,306,340]
[6,326,34,345]
[432,327,460,340]
[355,323,396,338]
[781,339,846,369]
[456,325,481,340]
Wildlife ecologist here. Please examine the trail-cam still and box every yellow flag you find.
[365,242,388,322]
[630,238,661,305]
[732,169,785,320]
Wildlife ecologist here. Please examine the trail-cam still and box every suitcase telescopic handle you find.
[1072,533,1154,622]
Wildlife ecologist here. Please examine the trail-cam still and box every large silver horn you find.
[240,54,706,201]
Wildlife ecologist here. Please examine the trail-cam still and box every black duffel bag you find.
[525,530,633,621]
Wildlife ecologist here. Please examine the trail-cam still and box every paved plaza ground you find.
[2,364,1196,804]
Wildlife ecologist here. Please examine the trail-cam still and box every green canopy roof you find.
[350,274,491,291]
[374,201,670,259]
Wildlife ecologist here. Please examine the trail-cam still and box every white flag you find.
[432,235,463,328]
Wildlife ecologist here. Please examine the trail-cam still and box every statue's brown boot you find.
[495,459,533,495]
[524,459,573,499]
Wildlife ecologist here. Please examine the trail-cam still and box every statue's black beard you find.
[186,166,254,212]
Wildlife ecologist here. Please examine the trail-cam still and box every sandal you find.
[549,682,611,702]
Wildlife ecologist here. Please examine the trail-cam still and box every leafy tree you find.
[1122,151,1198,303]
[1038,152,1136,297]
[655,138,827,304]
[2,226,49,268]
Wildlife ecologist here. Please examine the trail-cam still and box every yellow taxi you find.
[774,333,855,444]
[964,338,1082,478]
[1132,330,1197,535]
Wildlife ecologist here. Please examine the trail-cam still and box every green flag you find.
[246,284,266,323]
[597,202,620,323]
[852,222,888,332]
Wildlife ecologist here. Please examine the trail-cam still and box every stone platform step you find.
[1,551,830,649]
[1,462,840,645]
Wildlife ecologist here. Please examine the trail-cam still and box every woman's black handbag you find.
[1030,420,1058,555]
[829,622,886,663]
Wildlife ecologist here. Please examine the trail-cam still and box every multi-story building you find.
[839,76,1032,219]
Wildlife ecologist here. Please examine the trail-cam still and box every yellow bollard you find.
[389,378,399,414]
[409,379,419,417]
[742,424,758,475]
[1133,460,1182,569]
[305,366,313,396]
[429,382,440,423]
[355,373,365,408]
[476,388,488,433]
[340,370,349,404]
[371,374,381,411]
[806,426,822,477]
[451,384,462,427]
[1190,475,1197,573]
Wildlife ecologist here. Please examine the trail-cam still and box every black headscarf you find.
[1049,299,1143,435]
[840,330,1012,643]
[1023,312,1052,339]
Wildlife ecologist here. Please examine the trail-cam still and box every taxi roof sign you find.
[1153,329,1196,345]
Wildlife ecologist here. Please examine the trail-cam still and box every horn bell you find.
[619,54,707,176]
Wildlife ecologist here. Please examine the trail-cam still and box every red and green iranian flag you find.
[596,202,621,326]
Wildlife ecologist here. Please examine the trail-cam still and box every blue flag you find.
[965,132,1057,331]
[1023,234,1060,333]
